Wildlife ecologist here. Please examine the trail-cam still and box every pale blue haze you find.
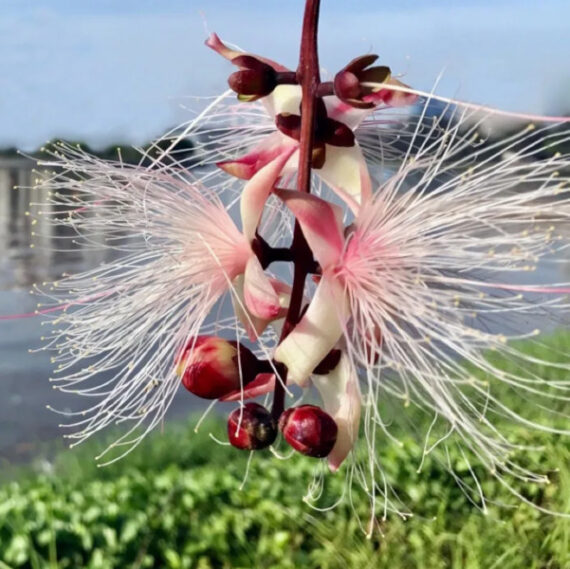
[1,0,568,149]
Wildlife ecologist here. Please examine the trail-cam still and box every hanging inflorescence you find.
[27,0,570,520]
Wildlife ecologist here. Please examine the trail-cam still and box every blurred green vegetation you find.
[0,333,569,569]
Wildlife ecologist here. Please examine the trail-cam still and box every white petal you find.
[312,352,361,471]
[274,278,349,386]
[263,84,303,119]
[317,143,372,212]
[241,147,296,243]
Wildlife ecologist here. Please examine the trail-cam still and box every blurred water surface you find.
[0,159,214,464]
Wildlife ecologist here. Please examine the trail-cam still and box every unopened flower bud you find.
[333,54,391,109]
[176,336,259,399]
[279,405,338,458]
[228,403,277,450]
[228,55,278,102]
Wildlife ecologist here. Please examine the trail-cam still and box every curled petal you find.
[233,275,291,341]
[312,352,361,471]
[316,143,372,212]
[241,146,297,242]
[232,275,270,340]
[326,97,374,131]
[206,34,296,116]
[274,278,349,386]
[205,32,289,72]
[217,132,297,180]
[243,255,281,320]
[274,189,345,269]
[220,373,276,402]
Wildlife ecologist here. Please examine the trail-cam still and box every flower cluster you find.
[30,0,570,519]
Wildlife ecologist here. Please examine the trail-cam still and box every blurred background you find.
[0,1,569,567]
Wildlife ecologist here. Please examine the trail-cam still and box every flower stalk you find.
[271,0,322,419]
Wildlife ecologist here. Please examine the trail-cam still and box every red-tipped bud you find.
[279,405,338,458]
[228,403,277,450]
[176,336,259,399]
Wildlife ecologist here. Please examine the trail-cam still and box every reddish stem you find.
[272,0,321,419]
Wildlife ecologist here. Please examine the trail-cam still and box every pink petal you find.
[312,352,361,471]
[243,255,281,320]
[316,143,372,212]
[217,132,297,180]
[205,33,290,72]
[241,146,297,243]
[326,96,374,131]
[274,189,345,269]
[274,278,349,386]
[233,275,291,341]
[232,275,270,340]
[220,373,276,402]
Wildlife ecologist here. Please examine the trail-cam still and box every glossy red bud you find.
[176,336,258,399]
[279,405,338,458]
[228,403,277,450]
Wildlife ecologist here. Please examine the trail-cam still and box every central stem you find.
[272,0,321,419]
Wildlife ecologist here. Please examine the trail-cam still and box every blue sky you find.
[1,0,569,149]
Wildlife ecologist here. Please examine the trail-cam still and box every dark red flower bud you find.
[279,405,338,458]
[228,403,277,450]
[333,53,391,109]
[227,55,278,102]
[334,71,362,101]
[176,336,259,399]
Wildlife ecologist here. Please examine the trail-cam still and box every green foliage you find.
[1,333,569,568]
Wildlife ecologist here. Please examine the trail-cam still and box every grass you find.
[0,332,569,568]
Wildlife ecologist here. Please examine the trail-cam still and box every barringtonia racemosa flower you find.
[32,143,288,460]
[275,106,570,506]
[16,0,570,525]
